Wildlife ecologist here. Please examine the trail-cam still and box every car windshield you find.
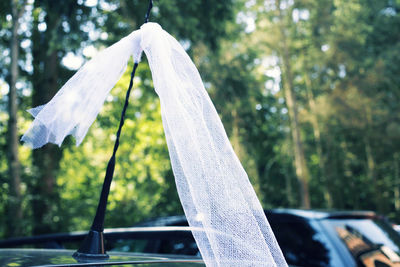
[323,218,400,266]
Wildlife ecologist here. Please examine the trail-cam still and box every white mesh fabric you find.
[21,30,142,148]
[22,22,287,266]
[140,23,287,267]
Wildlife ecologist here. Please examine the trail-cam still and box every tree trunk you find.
[340,140,356,208]
[30,5,63,235]
[231,108,262,199]
[276,0,311,209]
[5,0,26,238]
[394,153,400,211]
[31,51,63,235]
[364,105,380,211]
[304,73,332,208]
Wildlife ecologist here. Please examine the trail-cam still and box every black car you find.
[2,209,400,267]
[133,209,400,267]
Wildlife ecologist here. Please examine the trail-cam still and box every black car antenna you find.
[73,0,153,260]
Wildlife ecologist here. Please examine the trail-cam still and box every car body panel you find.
[0,249,205,267]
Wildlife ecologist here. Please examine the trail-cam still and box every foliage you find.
[0,0,399,238]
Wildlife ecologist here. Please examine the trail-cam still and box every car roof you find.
[268,208,377,220]
[137,209,379,223]
[0,226,195,248]
[0,249,204,266]
[136,209,379,224]
[134,215,188,227]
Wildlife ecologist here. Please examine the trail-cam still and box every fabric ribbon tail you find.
[21,30,142,149]
[140,23,288,267]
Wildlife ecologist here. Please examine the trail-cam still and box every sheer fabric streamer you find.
[21,30,143,148]
[22,22,288,267]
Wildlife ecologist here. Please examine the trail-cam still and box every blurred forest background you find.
[0,0,399,238]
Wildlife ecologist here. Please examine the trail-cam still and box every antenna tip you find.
[144,0,153,23]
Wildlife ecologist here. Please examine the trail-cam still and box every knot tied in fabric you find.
[22,22,288,267]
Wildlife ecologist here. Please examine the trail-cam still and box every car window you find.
[157,238,199,256]
[108,237,199,256]
[324,218,400,267]
[268,219,334,267]
[108,239,150,253]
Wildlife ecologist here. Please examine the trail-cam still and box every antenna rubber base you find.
[72,230,109,261]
